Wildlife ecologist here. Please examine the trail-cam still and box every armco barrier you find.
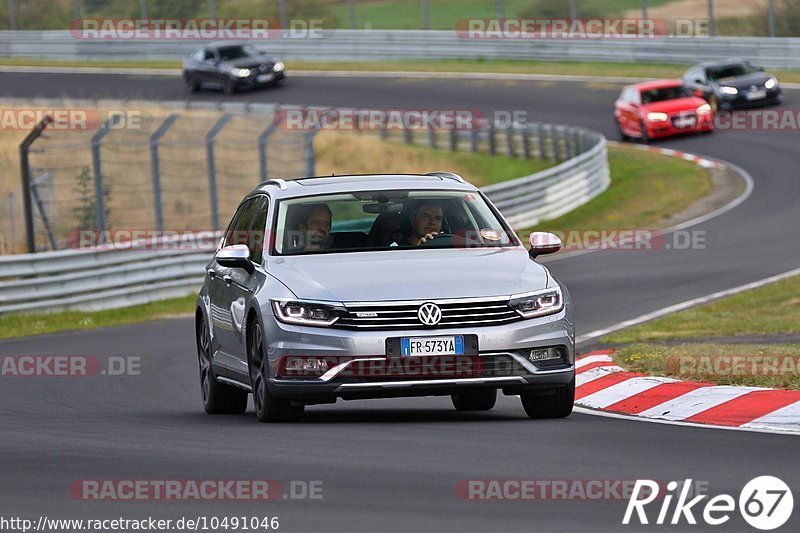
[2,30,800,68]
[0,110,609,314]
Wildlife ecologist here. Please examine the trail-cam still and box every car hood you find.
[266,247,550,302]
[714,72,771,90]
[642,97,707,114]
[223,56,276,69]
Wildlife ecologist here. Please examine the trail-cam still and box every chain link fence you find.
[17,101,313,252]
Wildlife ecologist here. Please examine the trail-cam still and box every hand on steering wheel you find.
[418,232,454,245]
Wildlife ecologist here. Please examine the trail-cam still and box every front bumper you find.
[645,115,714,139]
[235,70,285,88]
[264,310,575,402]
[718,88,782,109]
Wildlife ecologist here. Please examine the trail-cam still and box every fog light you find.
[528,347,564,362]
[282,356,330,376]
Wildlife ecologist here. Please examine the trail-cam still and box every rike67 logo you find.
[624,476,793,530]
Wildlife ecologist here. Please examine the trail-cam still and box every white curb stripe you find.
[578,376,678,409]
[637,386,760,421]
[740,400,800,432]
[575,365,625,387]
[575,354,613,369]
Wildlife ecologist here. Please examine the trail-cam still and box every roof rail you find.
[425,171,466,183]
[263,178,287,190]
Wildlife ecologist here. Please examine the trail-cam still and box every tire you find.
[185,75,200,92]
[639,121,650,144]
[709,94,718,114]
[222,77,237,95]
[197,316,248,415]
[249,320,304,423]
[520,377,575,419]
[451,389,497,412]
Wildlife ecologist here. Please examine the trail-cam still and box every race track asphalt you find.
[0,71,798,532]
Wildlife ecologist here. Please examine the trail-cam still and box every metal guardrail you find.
[3,30,800,68]
[0,110,609,314]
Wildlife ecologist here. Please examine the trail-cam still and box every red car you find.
[614,79,714,142]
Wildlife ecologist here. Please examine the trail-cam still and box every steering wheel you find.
[419,233,456,246]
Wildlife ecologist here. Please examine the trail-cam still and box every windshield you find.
[707,62,758,80]
[640,86,692,104]
[217,45,258,61]
[273,189,518,255]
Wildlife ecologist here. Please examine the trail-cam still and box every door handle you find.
[207,269,216,278]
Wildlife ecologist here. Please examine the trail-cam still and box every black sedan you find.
[183,41,285,95]
[682,59,782,111]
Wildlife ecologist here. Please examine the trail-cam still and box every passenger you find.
[407,201,443,245]
[298,203,332,251]
[367,213,405,247]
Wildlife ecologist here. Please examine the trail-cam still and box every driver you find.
[407,201,443,245]
[299,203,332,251]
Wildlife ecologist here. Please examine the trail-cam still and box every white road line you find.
[637,386,759,421]
[741,400,800,432]
[577,265,800,345]
[575,365,624,387]
[575,354,613,369]
[578,376,678,409]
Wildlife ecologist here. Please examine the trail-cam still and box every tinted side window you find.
[223,198,258,248]
[192,49,204,62]
[204,48,217,62]
[247,196,270,263]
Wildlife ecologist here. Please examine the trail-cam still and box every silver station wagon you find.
[195,172,575,422]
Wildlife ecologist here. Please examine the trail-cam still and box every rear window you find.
[273,189,519,255]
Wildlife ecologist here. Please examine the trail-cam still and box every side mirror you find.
[216,244,255,273]
[529,232,562,258]
[694,78,704,85]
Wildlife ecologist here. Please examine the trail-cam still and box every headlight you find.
[765,77,777,89]
[232,68,251,78]
[720,86,738,95]
[646,112,669,122]
[697,104,712,114]
[273,61,285,72]
[271,299,345,327]
[509,287,564,319]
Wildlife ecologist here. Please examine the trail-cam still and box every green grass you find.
[0,295,197,340]
[603,275,800,344]
[616,343,800,389]
[533,144,712,233]
[331,0,675,30]
[4,57,800,83]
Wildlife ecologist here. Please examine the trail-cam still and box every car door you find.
[199,47,221,85]
[225,195,270,378]
[208,197,259,377]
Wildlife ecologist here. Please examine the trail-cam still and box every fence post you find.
[536,123,546,160]
[30,171,57,250]
[428,127,437,149]
[205,113,232,231]
[149,114,179,233]
[550,125,560,161]
[522,126,531,159]
[90,114,125,244]
[505,128,514,157]
[304,131,318,177]
[403,123,413,144]
[7,192,16,251]
[258,120,279,182]
[449,129,457,151]
[19,114,53,253]
[487,123,496,155]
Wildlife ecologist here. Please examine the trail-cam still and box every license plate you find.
[257,74,274,83]
[401,336,464,356]
[674,117,696,128]
[747,90,767,100]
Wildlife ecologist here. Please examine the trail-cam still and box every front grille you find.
[335,298,522,330]
[671,113,697,128]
